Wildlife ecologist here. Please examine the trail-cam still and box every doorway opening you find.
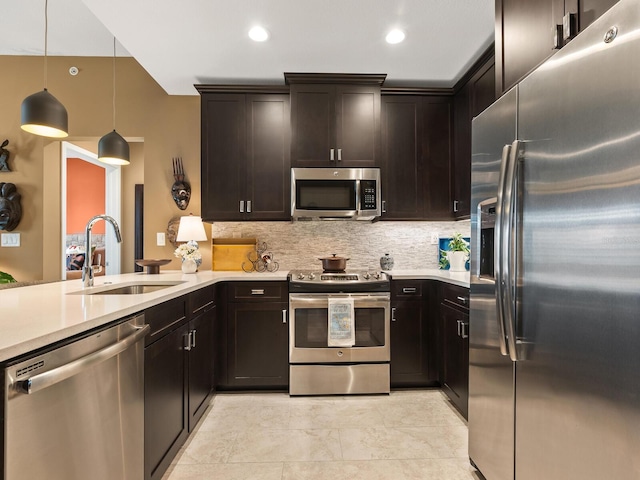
[61,141,122,280]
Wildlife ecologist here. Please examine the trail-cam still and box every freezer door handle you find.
[495,144,512,357]
[502,139,522,361]
[16,323,150,395]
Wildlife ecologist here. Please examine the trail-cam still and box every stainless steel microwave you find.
[291,167,381,220]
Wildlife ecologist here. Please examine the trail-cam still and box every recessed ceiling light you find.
[386,29,405,44]
[249,26,269,42]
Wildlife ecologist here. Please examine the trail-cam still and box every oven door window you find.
[296,180,356,210]
[294,307,386,348]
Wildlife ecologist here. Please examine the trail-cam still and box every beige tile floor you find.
[162,389,483,480]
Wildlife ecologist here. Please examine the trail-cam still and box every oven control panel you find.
[289,271,390,293]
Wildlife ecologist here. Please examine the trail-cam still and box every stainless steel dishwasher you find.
[3,314,149,480]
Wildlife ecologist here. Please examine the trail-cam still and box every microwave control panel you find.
[360,180,377,210]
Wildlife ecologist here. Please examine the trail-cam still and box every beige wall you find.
[0,56,203,281]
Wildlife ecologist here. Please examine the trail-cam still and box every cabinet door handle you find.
[391,307,396,322]
[461,322,469,339]
[251,289,265,295]
[337,148,342,162]
[330,148,335,161]
[457,320,461,337]
[239,200,245,213]
[382,200,387,213]
[191,329,196,348]
[402,287,417,294]
[184,331,192,351]
[453,200,460,212]
[282,309,287,324]
[246,200,252,213]
[456,296,468,304]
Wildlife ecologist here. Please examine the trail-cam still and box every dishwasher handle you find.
[16,323,150,395]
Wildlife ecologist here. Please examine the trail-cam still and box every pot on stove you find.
[318,254,349,272]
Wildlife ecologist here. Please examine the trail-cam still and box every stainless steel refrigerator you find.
[469,1,640,479]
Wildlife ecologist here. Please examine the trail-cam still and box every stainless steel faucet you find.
[82,214,122,288]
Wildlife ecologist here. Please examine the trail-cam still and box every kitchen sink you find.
[69,281,185,295]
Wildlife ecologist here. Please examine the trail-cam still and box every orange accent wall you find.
[66,158,106,234]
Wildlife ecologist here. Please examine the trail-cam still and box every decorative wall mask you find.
[0,183,22,231]
[171,157,191,210]
[0,140,11,172]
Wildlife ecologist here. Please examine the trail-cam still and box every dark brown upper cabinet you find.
[380,94,453,220]
[496,0,618,95]
[286,73,386,167]
[452,49,496,218]
[197,88,291,221]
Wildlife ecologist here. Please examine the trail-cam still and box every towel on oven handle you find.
[328,297,355,347]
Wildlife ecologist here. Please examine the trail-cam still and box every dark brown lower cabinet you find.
[439,284,470,418]
[218,281,289,390]
[390,280,438,387]
[144,288,216,480]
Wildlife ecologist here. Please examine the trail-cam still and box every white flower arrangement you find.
[174,242,202,265]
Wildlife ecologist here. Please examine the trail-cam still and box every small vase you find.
[380,253,394,271]
[448,251,468,272]
[181,258,197,274]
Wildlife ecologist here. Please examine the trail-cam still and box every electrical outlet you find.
[430,233,439,245]
[156,232,166,246]
[1,233,20,247]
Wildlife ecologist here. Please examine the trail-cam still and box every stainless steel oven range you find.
[288,270,390,395]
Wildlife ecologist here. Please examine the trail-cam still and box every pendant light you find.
[98,37,129,165]
[21,0,69,138]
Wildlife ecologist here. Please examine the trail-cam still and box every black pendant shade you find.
[21,88,69,138]
[98,130,130,165]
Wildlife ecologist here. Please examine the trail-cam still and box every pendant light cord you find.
[112,37,116,130]
[44,0,48,89]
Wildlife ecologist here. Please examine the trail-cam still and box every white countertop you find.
[0,270,286,363]
[0,268,468,364]
[385,269,470,288]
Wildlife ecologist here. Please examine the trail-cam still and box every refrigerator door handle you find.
[502,139,522,362]
[494,143,512,357]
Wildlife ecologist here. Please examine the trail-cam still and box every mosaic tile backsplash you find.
[209,220,471,271]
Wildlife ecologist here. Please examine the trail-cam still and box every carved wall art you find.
[0,140,11,172]
[171,157,191,210]
[0,183,22,231]
[166,215,181,248]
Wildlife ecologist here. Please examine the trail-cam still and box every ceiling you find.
[1,0,495,96]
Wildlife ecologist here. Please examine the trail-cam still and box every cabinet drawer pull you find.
[456,296,468,304]
[402,287,417,294]
[246,200,252,213]
[239,200,245,213]
[391,307,396,322]
[282,309,287,324]
[330,148,335,161]
[251,289,265,295]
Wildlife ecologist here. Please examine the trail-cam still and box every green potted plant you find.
[0,271,16,284]
[439,233,470,272]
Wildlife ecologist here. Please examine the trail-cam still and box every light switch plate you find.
[156,232,166,246]
[1,233,20,247]
[430,233,439,245]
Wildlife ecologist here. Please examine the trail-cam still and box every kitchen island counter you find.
[0,270,287,363]
[386,269,470,288]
